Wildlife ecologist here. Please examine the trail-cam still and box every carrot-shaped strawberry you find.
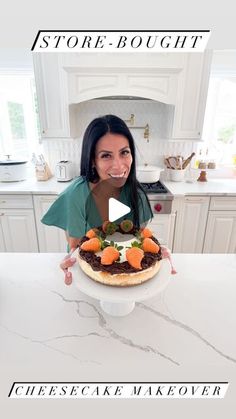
[126,247,144,270]
[101,246,119,265]
[140,227,153,239]
[142,238,160,254]
[80,237,101,252]
[86,229,97,239]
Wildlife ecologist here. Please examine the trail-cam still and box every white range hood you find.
[33,51,212,140]
[66,66,179,105]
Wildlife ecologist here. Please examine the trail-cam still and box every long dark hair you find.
[80,114,153,228]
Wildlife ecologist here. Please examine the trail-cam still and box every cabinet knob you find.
[0,213,4,216]
[1,200,6,204]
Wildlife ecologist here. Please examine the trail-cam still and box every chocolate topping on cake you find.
[79,226,162,275]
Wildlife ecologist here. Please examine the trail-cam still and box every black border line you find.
[8,381,228,398]
[31,31,41,51]
[31,30,211,51]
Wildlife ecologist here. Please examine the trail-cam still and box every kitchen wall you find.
[42,99,198,179]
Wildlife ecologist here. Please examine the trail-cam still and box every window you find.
[0,72,40,159]
[202,52,236,167]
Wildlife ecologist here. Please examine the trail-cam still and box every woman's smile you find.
[108,171,126,178]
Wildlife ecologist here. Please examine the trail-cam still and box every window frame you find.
[0,68,40,158]
[202,62,236,168]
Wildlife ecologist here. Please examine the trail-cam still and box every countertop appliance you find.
[55,160,74,182]
[140,180,173,214]
[0,156,28,182]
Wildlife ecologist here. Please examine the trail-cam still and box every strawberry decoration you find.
[126,247,144,270]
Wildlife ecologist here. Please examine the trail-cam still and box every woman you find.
[42,114,153,284]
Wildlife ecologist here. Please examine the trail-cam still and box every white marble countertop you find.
[164,178,236,197]
[0,176,235,197]
[0,253,236,417]
[0,176,70,195]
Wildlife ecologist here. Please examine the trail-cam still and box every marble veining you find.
[0,323,102,366]
[50,291,180,366]
[137,302,236,365]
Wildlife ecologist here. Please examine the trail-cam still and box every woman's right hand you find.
[61,235,82,285]
[60,248,77,285]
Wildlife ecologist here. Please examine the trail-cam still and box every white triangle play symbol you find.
[108,198,131,222]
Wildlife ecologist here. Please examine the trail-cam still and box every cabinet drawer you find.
[0,195,33,209]
[210,197,236,211]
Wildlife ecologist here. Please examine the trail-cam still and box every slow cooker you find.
[0,155,28,182]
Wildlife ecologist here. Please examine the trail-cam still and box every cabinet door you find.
[34,195,66,252]
[172,51,212,139]
[0,209,38,252]
[203,211,236,253]
[0,220,6,251]
[148,213,176,250]
[173,196,210,253]
[33,53,70,138]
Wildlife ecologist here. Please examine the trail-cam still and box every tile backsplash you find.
[42,99,198,179]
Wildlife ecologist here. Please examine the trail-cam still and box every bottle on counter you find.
[194,149,202,169]
[182,152,196,169]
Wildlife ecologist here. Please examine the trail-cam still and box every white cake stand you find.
[71,258,171,317]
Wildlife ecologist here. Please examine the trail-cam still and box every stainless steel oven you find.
[140,181,173,214]
[140,181,174,248]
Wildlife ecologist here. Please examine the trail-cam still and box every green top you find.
[41,176,152,239]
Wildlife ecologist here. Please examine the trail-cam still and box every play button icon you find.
[109,198,131,222]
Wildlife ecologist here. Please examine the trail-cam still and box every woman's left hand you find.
[161,245,177,275]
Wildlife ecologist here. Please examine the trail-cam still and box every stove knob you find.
[154,203,162,213]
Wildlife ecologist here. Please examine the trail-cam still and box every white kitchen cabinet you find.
[0,222,6,251]
[148,213,176,250]
[33,53,71,138]
[0,210,38,252]
[203,197,236,253]
[203,211,236,253]
[171,51,212,139]
[0,195,38,252]
[33,195,66,252]
[173,196,210,253]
